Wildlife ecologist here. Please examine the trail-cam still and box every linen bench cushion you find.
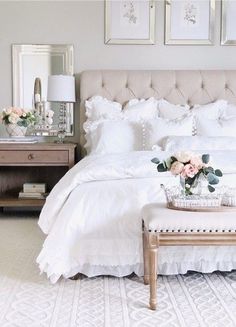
[142,203,236,232]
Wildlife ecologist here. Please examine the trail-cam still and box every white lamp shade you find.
[47,75,76,103]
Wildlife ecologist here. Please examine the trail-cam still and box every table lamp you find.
[47,75,76,143]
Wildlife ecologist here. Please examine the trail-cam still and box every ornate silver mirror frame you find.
[12,44,74,136]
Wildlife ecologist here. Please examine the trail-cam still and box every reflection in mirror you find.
[12,44,74,136]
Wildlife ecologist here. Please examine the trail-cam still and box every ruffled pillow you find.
[157,99,190,120]
[85,96,122,121]
[123,97,158,121]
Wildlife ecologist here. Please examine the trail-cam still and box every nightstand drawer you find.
[0,150,68,164]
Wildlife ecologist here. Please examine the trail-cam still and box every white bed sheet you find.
[37,150,236,283]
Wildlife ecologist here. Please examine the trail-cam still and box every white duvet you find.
[37,150,236,283]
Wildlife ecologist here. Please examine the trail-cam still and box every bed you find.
[37,70,236,283]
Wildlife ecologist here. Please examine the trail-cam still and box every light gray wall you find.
[0,0,235,141]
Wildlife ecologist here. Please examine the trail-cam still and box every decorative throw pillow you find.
[157,99,190,120]
[84,119,143,155]
[196,116,236,137]
[123,97,158,121]
[85,96,122,121]
[145,114,194,150]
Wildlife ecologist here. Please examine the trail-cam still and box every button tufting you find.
[201,83,204,89]
[225,84,228,89]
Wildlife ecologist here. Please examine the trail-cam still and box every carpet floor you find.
[1,213,236,327]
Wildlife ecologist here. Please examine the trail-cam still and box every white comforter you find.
[37,150,236,283]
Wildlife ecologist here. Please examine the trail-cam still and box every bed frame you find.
[80,70,236,154]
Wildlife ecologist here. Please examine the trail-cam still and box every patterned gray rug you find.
[1,214,236,327]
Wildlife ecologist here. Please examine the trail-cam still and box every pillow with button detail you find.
[145,114,194,150]
[192,99,227,119]
[84,119,143,155]
[157,99,190,120]
[196,116,236,137]
[123,97,158,121]
[224,103,236,118]
[85,95,123,121]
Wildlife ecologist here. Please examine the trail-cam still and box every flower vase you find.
[180,176,202,196]
[5,124,27,137]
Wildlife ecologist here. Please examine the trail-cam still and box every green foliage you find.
[202,154,210,164]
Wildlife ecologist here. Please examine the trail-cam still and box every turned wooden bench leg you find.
[143,231,149,285]
[149,246,158,310]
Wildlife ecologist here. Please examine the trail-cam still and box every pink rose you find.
[12,107,23,116]
[181,164,199,178]
[170,161,184,176]
[190,155,203,169]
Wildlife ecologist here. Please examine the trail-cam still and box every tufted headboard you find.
[79,70,236,151]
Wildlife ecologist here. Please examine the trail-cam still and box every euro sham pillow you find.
[123,97,158,121]
[145,114,194,150]
[163,135,236,152]
[157,99,190,120]
[84,119,143,155]
[85,96,122,121]
[196,116,236,137]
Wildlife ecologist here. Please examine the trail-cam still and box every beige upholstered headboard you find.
[79,70,236,152]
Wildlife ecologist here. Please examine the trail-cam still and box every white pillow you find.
[192,99,227,119]
[146,114,194,149]
[163,135,236,152]
[196,116,236,137]
[123,97,158,121]
[85,96,122,121]
[84,119,143,155]
[224,103,236,118]
[157,99,190,119]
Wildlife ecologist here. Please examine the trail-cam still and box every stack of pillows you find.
[83,96,236,155]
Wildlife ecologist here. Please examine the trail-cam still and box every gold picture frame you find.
[105,0,155,45]
[165,0,215,45]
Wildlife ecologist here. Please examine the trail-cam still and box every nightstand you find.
[0,142,77,208]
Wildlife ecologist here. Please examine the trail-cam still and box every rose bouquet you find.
[151,151,223,195]
[1,107,36,127]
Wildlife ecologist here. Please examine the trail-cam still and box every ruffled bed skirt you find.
[37,245,236,283]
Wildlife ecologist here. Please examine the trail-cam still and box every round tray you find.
[167,203,236,212]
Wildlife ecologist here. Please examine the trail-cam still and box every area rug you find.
[1,214,236,327]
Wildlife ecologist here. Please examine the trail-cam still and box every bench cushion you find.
[142,203,236,232]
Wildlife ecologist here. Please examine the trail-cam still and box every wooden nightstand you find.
[0,142,77,208]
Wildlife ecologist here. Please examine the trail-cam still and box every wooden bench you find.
[142,203,236,310]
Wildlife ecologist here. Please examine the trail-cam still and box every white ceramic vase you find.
[5,124,27,137]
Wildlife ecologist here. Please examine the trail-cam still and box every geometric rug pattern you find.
[1,214,236,327]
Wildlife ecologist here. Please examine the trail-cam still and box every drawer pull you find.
[28,153,35,160]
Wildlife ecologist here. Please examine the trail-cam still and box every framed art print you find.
[165,0,215,45]
[105,0,155,45]
[221,0,236,45]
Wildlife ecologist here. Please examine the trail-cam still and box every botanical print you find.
[184,2,197,24]
[181,1,199,27]
[120,1,139,26]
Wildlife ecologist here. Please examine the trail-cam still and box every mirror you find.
[12,44,74,136]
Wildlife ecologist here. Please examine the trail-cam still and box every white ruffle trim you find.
[37,245,236,284]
